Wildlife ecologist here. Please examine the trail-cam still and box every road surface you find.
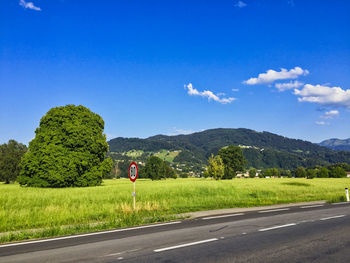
[1,202,349,262]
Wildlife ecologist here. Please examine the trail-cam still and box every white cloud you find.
[168,128,194,136]
[232,88,239,92]
[235,1,247,8]
[243,67,309,85]
[321,110,339,119]
[294,84,350,108]
[19,0,41,11]
[275,81,304,92]
[185,83,235,104]
[315,121,329,126]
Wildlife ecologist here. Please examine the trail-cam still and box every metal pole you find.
[133,181,136,210]
[346,188,349,202]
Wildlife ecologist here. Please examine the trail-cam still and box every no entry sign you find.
[129,162,138,182]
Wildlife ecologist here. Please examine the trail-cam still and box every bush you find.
[18,105,112,187]
[0,140,27,183]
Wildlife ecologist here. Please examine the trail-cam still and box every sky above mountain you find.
[1,0,350,144]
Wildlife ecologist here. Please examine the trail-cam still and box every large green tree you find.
[18,105,113,187]
[142,156,176,180]
[218,145,247,179]
[0,140,27,184]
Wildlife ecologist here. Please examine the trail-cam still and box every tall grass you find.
[0,178,349,242]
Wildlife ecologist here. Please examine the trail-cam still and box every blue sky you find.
[1,0,350,145]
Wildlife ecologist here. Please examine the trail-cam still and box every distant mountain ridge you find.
[108,128,350,169]
[319,138,350,151]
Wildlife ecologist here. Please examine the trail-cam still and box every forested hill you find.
[108,128,350,169]
[319,138,350,151]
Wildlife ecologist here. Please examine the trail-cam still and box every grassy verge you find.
[0,178,349,243]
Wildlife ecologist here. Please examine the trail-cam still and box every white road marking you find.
[202,213,244,220]
[331,202,349,205]
[258,208,290,213]
[320,215,345,221]
[154,238,218,252]
[0,221,182,248]
[105,252,123,257]
[300,204,324,209]
[259,223,296,232]
[104,249,140,257]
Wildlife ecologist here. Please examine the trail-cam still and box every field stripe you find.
[300,204,324,209]
[320,215,345,221]
[259,223,296,232]
[202,213,244,220]
[0,221,181,248]
[258,208,290,213]
[154,238,218,252]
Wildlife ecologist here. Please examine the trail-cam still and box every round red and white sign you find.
[129,162,138,182]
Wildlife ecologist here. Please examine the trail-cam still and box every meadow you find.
[0,178,349,243]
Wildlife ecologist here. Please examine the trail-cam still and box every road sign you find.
[129,162,138,182]
[129,162,138,210]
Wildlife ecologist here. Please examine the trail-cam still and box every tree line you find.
[255,164,348,179]
[1,105,349,186]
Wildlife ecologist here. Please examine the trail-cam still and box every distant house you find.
[347,172,350,178]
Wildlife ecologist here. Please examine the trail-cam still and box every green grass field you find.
[154,150,180,162]
[0,178,349,243]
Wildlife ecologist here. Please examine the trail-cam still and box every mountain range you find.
[108,128,350,169]
[319,138,350,151]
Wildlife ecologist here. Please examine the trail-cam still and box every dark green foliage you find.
[108,128,350,170]
[328,163,350,171]
[295,167,307,178]
[173,150,206,164]
[0,140,27,183]
[317,167,329,178]
[249,168,257,178]
[142,156,176,180]
[262,168,280,178]
[279,169,292,178]
[329,166,346,178]
[306,169,317,179]
[218,145,246,179]
[18,105,113,187]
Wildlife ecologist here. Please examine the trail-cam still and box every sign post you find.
[129,162,138,210]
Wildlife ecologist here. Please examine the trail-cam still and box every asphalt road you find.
[1,202,349,263]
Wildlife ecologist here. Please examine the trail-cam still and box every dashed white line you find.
[300,204,324,209]
[332,202,349,205]
[105,252,123,257]
[0,221,182,248]
[202,213,244,220]
[154,238,218,252]
[259,223,296,232]
[258,208,290,213]
[320,215,345,221]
